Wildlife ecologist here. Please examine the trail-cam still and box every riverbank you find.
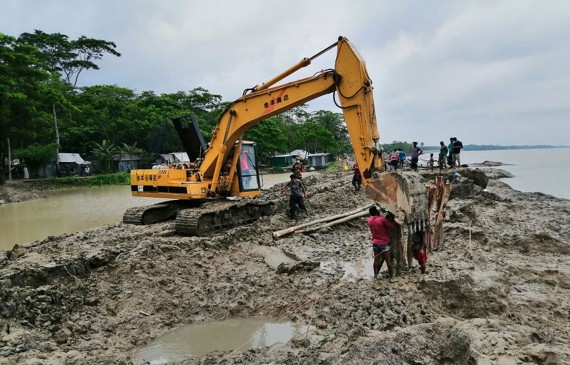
[1,167,569,364]
[0,181,45,204]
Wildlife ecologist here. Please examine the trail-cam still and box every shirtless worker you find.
[367,206,398,279]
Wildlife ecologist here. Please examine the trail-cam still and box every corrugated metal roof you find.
[289,149,309,159]
[170,152,189,162]
[58,153,85,164]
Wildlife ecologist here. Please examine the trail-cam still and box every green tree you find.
[244,117,288,164]
[13,143,58,178]
[0,31,122,184]
[184,87,225,138]
[310,110,346,139]
[381,141,412,154]
[130,88,225,155]
[18,30,121,87]
[0,33,53,183]
[278,106,310,150]
[91,140,119,173]
[70,85,137,147]
[297,120,338,153]
[306,110,348,155]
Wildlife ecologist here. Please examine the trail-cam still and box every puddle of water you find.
[321,257,374,281]
[252,246,300,269]
[133,318,311,364]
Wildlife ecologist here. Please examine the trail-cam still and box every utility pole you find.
[53,104,60,177]
[53,104,60,152]
[7,137,11,181]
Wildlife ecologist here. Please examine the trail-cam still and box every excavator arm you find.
[199,36,383,192]
[198,36,427,225]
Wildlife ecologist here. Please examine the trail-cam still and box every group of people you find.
[436,137,464,172]
[388,148,407,170]
[385,137,464,173]
[388,142,424,171]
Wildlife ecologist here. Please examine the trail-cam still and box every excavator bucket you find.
[364,171,429,228]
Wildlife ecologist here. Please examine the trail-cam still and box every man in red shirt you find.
[352,162,362,192]
[367,206,398,279]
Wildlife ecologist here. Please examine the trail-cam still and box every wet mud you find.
[0,167,569,364]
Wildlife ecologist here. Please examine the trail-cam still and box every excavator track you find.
[123,201,202,225]
[123,199,275,236]
[123,203,181,225]
[175,200,275,236]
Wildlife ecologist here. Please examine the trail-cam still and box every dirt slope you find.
[0,168,569,365]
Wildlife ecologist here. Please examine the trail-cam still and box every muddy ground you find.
[1,167,569,365]
[0,181,45,204]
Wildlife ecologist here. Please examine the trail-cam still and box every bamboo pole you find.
[272,204,373,239]
[296,210,370,234]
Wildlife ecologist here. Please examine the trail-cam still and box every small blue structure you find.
[114,154,141,172]
[306,153,331,167]
[270,154,293,168]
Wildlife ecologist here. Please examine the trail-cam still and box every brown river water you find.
[0,172,316,251]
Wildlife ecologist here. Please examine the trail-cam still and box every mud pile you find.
[1,168,569,365]
[0,183,44,204]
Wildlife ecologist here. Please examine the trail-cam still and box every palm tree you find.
[119,142,142,171]
[91,140,119,173]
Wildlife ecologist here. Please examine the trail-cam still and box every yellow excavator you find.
[124,36,429,235]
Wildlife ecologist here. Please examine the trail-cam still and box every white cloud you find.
[1,0,569,145]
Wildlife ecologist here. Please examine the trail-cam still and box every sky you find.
[2,0,569,146]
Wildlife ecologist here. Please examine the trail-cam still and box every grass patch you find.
[324,160,340,172]
[24,173,130,190]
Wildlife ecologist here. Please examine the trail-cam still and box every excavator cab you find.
[236,142,260,192]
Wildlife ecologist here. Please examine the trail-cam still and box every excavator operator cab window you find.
[238,144,260,191]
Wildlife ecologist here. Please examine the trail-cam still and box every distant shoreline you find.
[420,145,569,152]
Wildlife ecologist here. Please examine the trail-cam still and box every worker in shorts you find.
[367,206,398,279]
[408,230,427,274]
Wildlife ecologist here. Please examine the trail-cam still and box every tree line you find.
[1,30,361,181]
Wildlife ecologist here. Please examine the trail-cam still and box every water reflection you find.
[133,318,311,364]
